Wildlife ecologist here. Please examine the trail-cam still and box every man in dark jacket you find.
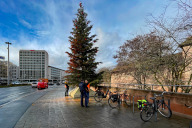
[65,82,69,96]
[79,80,89,107]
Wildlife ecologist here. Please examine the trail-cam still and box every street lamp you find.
[5,42,11,86]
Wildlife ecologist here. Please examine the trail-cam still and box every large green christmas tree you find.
[66,2,100,84]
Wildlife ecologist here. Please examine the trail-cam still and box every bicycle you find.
[140,91,172,122]
[94,87,112,102]
[185,104,192,128]
[185,104,192,108]
[108,89,131,109]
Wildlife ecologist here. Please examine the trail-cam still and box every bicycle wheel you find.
[140,104,154,122]
[94,92,103,102]
[158,103,172,118]
[108,96,119,108]
[124,95,131,106]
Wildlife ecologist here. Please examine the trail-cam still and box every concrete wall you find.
[182,46,192,82]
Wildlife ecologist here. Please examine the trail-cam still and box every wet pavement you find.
[15,86,191,128]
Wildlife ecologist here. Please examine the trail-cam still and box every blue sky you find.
[0,0,177,70]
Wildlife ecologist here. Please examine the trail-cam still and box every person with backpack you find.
[65,81,69,96]
[79,80,89,107]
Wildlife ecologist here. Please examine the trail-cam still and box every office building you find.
[0,60,19,83]
[10,64,19,81]
[48,66,66,83]
[19,50,49,82]
[0,60,7,79]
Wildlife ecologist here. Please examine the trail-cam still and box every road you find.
[0,84,60,128]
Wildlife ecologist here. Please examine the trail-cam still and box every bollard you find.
[133,96,134,113]
[168,99,170,108]
[155,99,157,122]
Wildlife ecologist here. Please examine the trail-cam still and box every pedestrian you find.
[65,81,69,96]
[85,80,90,104]
[79,80,89,107]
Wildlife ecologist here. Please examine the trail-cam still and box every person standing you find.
[65,81,69,96]
[79,80,89,107]
[79,80,85,107]
[85,80,90,105]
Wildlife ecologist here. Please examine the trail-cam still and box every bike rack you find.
[168,99,170,108]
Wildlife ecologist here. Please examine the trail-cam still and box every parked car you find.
[37,82,48,90]
[48,82,54,85]
[21,82,29,84]
[31,82,38,88]
[11,81,21,85]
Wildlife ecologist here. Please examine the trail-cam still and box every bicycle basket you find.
[97,91,103,96]
[111,94,118,102]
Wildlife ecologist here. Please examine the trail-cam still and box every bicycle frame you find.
[96,88,111,98]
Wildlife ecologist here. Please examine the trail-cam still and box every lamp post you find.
[5,42,11,86]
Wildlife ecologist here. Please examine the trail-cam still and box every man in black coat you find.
[65,82,69,96]
[79,80,89,107]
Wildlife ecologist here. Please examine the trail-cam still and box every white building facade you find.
[48,66,66,83]
[0,60,19,83]
[19,50,49,82]
[10,63,19,81]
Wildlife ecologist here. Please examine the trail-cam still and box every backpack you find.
[79,82,84,92]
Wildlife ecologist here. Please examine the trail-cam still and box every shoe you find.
[81,105,85,107]
[86,106,89,108]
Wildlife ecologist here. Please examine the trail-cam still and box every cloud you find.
[94,28,123,69]
[0,0,179,72]
[36,31,50,37]
[19,19,32,29]
[0,35,70,70]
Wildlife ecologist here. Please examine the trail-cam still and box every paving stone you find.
[14,86,191,128]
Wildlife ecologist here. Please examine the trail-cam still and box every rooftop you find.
[179,36,192,47]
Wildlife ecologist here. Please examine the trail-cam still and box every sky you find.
[0,0,178,70]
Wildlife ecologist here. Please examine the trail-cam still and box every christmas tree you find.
[65,2,100,85]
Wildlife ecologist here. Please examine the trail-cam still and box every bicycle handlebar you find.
[163,91,171,95]
[185,104,192,108]
[154,91,170,97]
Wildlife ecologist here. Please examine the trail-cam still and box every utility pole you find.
[60,70,61,85]
[5,42,11,86]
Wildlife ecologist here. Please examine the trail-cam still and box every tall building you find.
[48,66,66,83]
[10,64,19,81]
[0,60,7,79]
[0,60,19,82]
[19,50,49,82]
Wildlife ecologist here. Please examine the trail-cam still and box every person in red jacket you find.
[85,80,90,105]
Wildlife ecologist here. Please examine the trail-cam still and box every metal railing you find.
[98,83,192,93]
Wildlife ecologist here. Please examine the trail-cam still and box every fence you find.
[98,83,192,93]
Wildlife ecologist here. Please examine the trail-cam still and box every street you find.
[0,84,58,128]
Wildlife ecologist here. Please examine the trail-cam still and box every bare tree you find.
[146,0,192,92]
[114,32,171,89]
[98,67,113,84]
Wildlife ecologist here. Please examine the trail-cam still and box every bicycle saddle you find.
[150,97,156,100]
